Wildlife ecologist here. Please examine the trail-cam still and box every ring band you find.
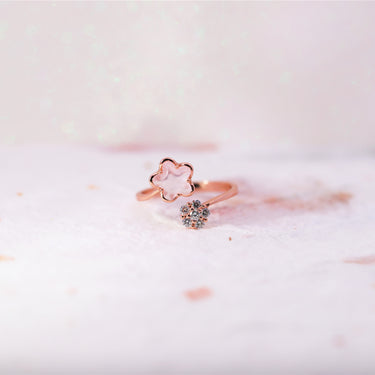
[136,158,238,229]
[136,181,238,207]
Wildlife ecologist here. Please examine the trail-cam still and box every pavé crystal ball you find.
[180,200,210,229]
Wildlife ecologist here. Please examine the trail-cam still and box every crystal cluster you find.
[180,200,210,229]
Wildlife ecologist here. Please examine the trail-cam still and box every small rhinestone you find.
[202,208,210,217]
[191,210,200,219]
[180,205,189,214]
[192,200,201,209]
[196,220,205,228]
[182,218,191,227]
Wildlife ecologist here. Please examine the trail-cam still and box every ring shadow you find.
[207,178,352,228]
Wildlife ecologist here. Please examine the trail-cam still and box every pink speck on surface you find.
[0,255,15,262]
[103,143,218,153]
[332,335,346,348]
[184,287,213,301]
[344,255,375,265]
[263,191,352,211]
[66,288,78,296]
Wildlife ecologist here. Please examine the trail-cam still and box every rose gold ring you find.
[136,157,238,229]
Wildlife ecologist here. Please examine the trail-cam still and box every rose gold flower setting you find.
[150,157,194,202]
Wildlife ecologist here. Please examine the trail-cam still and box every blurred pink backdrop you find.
[0,1,374,152]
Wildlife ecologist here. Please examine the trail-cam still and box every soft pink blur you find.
[0,2,374,152]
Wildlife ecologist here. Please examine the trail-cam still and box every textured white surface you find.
[0,146,375,374]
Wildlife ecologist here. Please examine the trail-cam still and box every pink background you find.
[0,1,374,151]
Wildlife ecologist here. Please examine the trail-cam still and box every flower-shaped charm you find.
[180,200,210,229]
[150,158,195,202]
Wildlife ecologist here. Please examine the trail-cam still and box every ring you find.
[136,158,238,229]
